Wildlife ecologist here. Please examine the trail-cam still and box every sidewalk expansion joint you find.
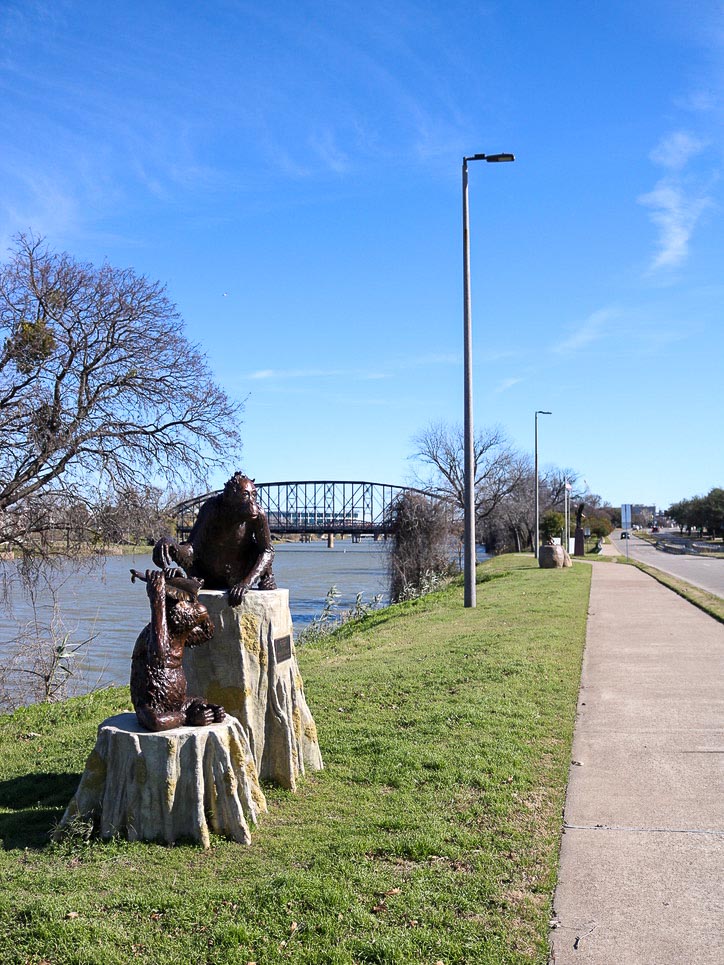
[564,822,724,835]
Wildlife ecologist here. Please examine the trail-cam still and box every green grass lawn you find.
[0,555,591,965]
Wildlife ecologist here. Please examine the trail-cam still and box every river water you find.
[0,541,391,697]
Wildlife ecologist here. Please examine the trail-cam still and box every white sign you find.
[621,504,632,530]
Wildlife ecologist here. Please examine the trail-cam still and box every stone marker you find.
[538,542,573,569]
[184,588,323,791]
[54,712,266,848]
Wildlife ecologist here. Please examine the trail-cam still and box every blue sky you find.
[1,0,722,510]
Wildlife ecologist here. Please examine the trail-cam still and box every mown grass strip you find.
[0,555,591,965]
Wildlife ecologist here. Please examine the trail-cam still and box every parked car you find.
[620,531,630,539]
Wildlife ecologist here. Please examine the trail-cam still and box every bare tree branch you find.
[0,233,244,552]
[410,421,525,520]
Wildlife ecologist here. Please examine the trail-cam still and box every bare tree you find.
[410,421,527,522]
[480,463,535,554]
[542,468,581,512]
[86,484,178,546]
[480,465,589,554]
[410,423,590,558]
[0,233,243,555]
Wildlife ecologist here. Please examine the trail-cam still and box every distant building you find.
[632,504,656,523]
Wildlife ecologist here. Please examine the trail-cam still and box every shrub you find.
[388,492,456,602]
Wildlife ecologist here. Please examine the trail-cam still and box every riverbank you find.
[0,554,591,964]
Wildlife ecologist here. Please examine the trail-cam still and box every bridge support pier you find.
[327,533,334,549]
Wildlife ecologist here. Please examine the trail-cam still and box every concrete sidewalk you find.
[549,560,724,964]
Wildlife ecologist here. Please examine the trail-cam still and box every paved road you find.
[614,530,724,598]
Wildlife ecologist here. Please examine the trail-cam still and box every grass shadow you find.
[0,772,79,849]
[0,806,66,849]
[477,570,512,584]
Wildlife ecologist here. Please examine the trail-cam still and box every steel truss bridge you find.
[173,480,429,540]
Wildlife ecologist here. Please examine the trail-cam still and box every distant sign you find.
[621,504,632,530]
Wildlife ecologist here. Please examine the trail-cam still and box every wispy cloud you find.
[0,0,483,244]
[231,2,478,179]
[553,307,620,355]
[399,352,459,368]
[248,366,390,382]
[638,182,711,269]
[0,163,82,249]
[248,352,460,383]
[674,89,719,113]
[494,377,523,393]
[638,130,713,271]
[249,368,347,380]
[649,131,707,170]
[308,128,350,174]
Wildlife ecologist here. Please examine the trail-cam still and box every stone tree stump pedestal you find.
[184,589,323,791]
[54,713,267,848]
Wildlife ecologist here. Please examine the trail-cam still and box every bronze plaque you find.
[275,635,292,663]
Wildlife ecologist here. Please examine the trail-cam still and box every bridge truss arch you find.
[173,480,430,540]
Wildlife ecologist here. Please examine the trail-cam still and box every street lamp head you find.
[465,153,516,163]
[536,410,552,416]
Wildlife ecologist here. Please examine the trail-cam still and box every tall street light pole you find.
[463,152,515,608]
[534,409,552,559]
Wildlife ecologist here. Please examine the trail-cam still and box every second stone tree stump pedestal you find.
[184,589,323,791]
[54,713,266,848]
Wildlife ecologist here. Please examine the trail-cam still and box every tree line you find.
[387,422,618,600]
[667,488,724,537]
[410,422,617,550]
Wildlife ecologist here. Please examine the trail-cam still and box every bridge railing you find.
[173,480,431,539]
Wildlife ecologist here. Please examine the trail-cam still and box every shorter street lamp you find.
[534,410,552,559]
[462,151,515,608]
